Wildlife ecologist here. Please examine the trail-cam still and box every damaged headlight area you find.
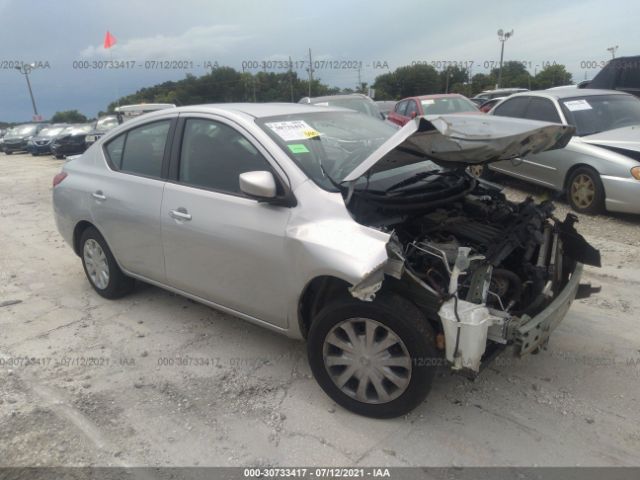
[349,175,601,373]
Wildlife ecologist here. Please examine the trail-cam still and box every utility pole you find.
[606,45,619,59]
[306,48,314,97]
[14,63,39,119]
[357,65,362,91]
[289,56,294,102]
[497,29,514,89]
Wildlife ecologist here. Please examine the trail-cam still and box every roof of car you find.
[511,88,631,100]
[418,93,465,99]
[299,94,375,104]
[175,102,347,118]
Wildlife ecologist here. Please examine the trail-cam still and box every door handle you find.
[169,208,192,221]
[92,191,106,201]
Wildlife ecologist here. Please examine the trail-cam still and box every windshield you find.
[560,94,640,136]
[421,97,478,115]
[96,117,119,131]
[40,127,65,137]
[12,125,38,136]
[256,111,396,190]
[312,98,381,118]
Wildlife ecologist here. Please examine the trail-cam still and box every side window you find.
[405,100,419,117]
[179,118,273,195]
[395,100,408,115]
[120,121,171,177]
[525,98,562,123]
[105,121,171,177]
[492,96,530,118]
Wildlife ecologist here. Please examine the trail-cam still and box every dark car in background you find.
[51,124,93,159]
[0,129,6,152]
[27,125,68,155]
[84,115,120,148]
[299,94,383,119]
[387,94,480,127]
[3,123,49,154]
[581,55,640,98]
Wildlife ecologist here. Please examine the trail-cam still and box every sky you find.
[0,0,638,122]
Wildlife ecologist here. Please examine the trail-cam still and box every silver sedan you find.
[478,89,640,215]
[53,104,600,417]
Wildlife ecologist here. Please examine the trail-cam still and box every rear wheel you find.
[55,154,64,159]
[567,167,604,214]
[5,151,12,155]
[307,293,439,418]
[80,227,134,299]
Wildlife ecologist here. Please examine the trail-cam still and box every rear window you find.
[420,97,478,115]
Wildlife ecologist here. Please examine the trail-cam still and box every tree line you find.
[6,61,573,124]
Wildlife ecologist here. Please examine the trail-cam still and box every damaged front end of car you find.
[343,114,601,373]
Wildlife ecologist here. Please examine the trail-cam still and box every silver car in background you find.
[478,89,640,214]
[53,104,600,417]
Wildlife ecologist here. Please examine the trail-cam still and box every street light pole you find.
[15,63,39,118]
[606,45,619,59]
[497,29,514,89]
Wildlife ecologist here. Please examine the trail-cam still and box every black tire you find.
[566,166,605,214]
[307,293,439,418]
[5,151,12,155]
[79,226,135,299]
[55,154,64,159]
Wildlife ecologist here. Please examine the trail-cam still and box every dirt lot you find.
[1,153,640,467]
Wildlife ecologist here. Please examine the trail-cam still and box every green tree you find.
[372,64,440,99]
[51,110,88,123]
[490,61,530,89]
[439,66,469,93]
[535,64,573,89]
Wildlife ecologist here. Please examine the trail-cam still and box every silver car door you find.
[161,115,291,328]
[511,97,567,188]
[489,96,539,179]
[92,119,175,282]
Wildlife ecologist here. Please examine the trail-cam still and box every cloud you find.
[79,24,252,59]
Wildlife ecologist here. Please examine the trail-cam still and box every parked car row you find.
[0,104,177,159]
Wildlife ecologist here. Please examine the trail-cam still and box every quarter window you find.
[178,118,272,194]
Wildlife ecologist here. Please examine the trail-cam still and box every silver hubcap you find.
[83,239,109,290]
[571,174,595,208]
[323,318,412,404]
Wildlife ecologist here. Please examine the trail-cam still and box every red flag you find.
[103,31,117,49]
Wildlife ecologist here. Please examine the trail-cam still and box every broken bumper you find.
[439,262,587,372]
[515,263,583,355]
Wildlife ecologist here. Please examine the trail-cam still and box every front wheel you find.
[80,227,134,299]
[567,167,604,214]
[307,293,439,418]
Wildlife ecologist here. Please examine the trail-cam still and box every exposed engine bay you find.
[345,169,601,372]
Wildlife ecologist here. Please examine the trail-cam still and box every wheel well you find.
[563,163,599,191]
[72,221,94,256]
[298,276,351,339]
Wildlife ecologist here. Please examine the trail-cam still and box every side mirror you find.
[239,171,277,200]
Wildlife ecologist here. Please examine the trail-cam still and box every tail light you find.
[53,171,67,187]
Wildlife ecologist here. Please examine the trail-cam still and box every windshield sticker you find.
[422,99,435,105]
[564,99,592,111]
[287,144,310,154]
[265,120,321,141]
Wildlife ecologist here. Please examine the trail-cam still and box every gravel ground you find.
[1,154,639,467]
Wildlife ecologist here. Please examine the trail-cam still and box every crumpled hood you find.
[342,114,574,182]
[580,125,640,154]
